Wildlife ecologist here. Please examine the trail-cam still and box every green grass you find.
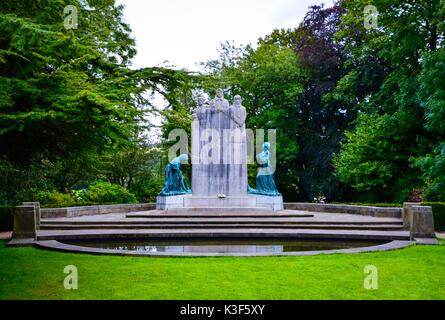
[0,240,444,300]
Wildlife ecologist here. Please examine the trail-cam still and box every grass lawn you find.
[0,240,444,300]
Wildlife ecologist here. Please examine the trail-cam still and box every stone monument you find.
[191,90,247,197]
[156,89,283,211]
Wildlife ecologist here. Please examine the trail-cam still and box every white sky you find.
[116,0,330,71]
[114,0,331,143]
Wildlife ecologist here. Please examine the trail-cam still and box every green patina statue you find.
[159,154,192,196]
[248,142,281,196]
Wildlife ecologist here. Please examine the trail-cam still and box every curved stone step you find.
[36,228,412,242]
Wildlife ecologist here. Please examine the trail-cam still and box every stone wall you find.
[284,203,403,218]
[41,203,156,218]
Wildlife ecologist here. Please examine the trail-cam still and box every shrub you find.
[0,205,14,231]
[81,181,137,204]
[31,182,137,208]
[422,202,445,231]
[35,190,76,208]
[71,189,87,203]
[130,174,163,203]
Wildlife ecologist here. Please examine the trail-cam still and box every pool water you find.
[63,238,387,254]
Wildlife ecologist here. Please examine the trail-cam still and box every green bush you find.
[81,181,137,204]
[35,190,76,208]
[422,202,445,231]
[0,205,14,231]
[129,174,163,203]
[32,182,137,208]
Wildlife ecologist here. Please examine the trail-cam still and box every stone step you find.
[159,207,272,212]
[41,218,403,225]
[126,211,314,218]
[40,223,404,230]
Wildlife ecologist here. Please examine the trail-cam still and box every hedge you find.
[35,190,76,208]
[81,181,137,205]
[0,205,14,231]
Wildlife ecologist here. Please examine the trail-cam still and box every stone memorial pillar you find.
[9,205,37,245]
[22,202,41,230]
[410,205,436,239]
[157,89,283,211]
[191,90,247,197]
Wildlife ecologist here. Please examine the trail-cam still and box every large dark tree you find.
[261,4,356,201]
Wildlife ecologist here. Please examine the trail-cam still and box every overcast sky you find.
[116,0,331,71]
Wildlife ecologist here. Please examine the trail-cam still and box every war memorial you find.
[7,90,438,256]
[156,89,283,211]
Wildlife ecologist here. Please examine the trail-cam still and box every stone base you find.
[156,194,192,210]
[12,205,36,241]
[250,194,283,211]
[8,238,36,247]
[410,205,436,239]
[184,196,256,208]
[415,238,439,245]
[156,194,283,211]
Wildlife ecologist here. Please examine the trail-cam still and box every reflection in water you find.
[63,239,386,253]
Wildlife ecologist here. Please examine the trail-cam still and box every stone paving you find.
[42,210,403,224]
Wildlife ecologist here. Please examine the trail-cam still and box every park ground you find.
[0,239,444,300]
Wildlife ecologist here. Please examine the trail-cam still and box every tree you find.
[0,0,193,205]
[333,0,445,202]
[261,4,357,201]
[203,42,304,199]
[414,48,445,200]
[100,143,164,202]
[333,112,425,202]
[0,0,192,162]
